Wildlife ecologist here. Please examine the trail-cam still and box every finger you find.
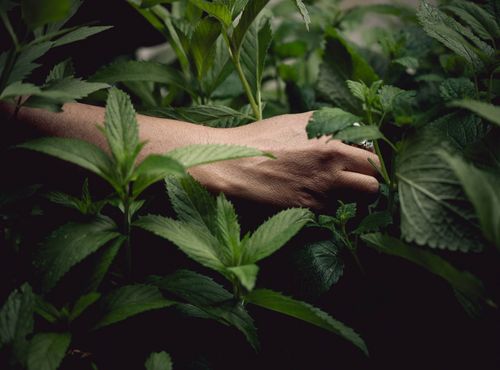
[338,143,381,176]
[339,171,380,193]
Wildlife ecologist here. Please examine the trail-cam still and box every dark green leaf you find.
[145,351,172,370]
[53,26,112,47]
[27,332,71,370]
[353,211,392,234]
[69,293,101,322]
[439,78,475,102]
[246,289,367,355]
[306,108,361,139]
[22,0,72,29]
[191,17,221,79]
[132,155,185,197]
[444,0,500,40]
[334,125,383,144]
[8,42,53,85]
[45,59,74,83]
[86,236,126,292]
[36,216,120,292]
[94,284,175,330]
[216,193,241,262]
[188,0,232,26]
[450,100,500,127]
[232,0,270,51]
[0,82,41,100]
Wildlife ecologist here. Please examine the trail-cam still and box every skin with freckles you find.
[0,102,380,210]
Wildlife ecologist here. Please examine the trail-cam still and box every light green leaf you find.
[450,99,500,127]
[293,0,311,31]
[306,108,361,139]
[442,153,500,249]
[27,332,71,370]
[353,211,392,234]
[362,233,490,306]
[216,193,240,261]
[94,284,175,330]
[166,144,270,168]
[135,215,225,271]
[242,208,313,264]
[145,105,253,128]
[69,293,101,322]
[191,17,221,79]
[232,0,270,51]
[90,60,193,96]
[104,88,140,176]
[36,216,120,292]
[346,80,368,102]
[53,25,113,47]
[132,155,185,197]
[45,59,74,83]
[0,284,34,364]
[227,264,259,291]
[145,351,172,370]
[21,0,72,29]
[17,138,118,188]
[246,289,368,355]
[334,125,383,144]
[0,81,41,100]
[188,0,232,26]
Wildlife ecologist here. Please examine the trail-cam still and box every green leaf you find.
[104,88,140,178]
[0,81,41,100]
[151,270,259,350]
[353,211,392,234]
[94,284,175,330]
[45,59,74,83]
[362,233,489,307]
[306,108,361,139]
[90,60,193,96]
[135,215,225,271]
[165,175,218,233]
[232,0,270,52]
[450,99,500,127]
[86,236,126,293]
[216,193,241,261]
[145,105,252,128]
[444,0,500,41]
[439,78,475,102]
[191,17,221,79]
[27,332,71,370]
[227,264,259,291]
[145,351,172,370]
[17,138,118,189]
[7,42,53,85]
[36,216,120,292]
[69,293,101,322]
[293,0,311,31]
[317,27,378,113]
[334,125,383,144]
[132,155,185,197]
[294,240,344,296]
[21,0,72,29]
[396,114,486,252]
[242,208,313,264]
[166,144,270,168]
[246,289,368,355]
[0,284,34,364]
[53,25,113,47]
[188,0,232,26]
[442,153,500,249]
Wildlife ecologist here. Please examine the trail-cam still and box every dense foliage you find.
[1,0,499,369]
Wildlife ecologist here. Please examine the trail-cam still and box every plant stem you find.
[374,140,391,186]
[123,187,132,280]
[0,13,19,51]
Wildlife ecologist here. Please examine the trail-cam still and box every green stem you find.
[341,225,364,274]
[0,12,19,51]
[123,188,132,280]
[374,140,391,186]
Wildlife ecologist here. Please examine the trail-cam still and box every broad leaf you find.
[166,144,270,168]
[94,284,174,330]
[132,155,185,197]
[362,233,490,306]
[135,215,225,271]
[17,138,118,190]
[27,332,71,370]
[443,153,500,249]
[246,289,368,355]
[334,125,383,144]
[145,352,172,370]
[242,208,313,264]
[306,108,361,139]
[450,99,500,127]
[294,240,344,296]
[396,114,486,252]
[36,216,120,292]
[0,284,34,364]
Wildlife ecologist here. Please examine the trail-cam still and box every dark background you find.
[1,1,499,369]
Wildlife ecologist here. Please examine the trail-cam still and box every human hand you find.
[189,112,381,210]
